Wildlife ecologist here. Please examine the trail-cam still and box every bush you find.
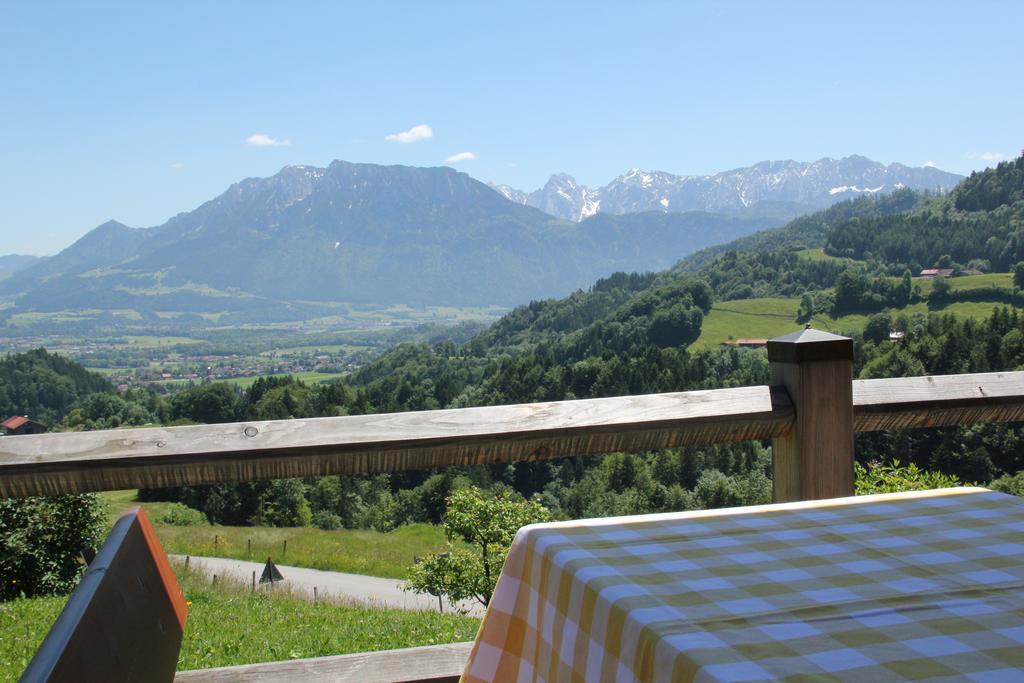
[264,479,313,527]
[854,460,962,495]
[0,494,105,600]
[160,503,208,526]
[990,471,1024,497]
[311,510,343,530]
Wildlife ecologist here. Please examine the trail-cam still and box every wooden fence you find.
[2,328,1023,503]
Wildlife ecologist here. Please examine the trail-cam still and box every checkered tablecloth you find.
[462,487,1024,682]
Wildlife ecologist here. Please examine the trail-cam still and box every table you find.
[462,487,1024,682]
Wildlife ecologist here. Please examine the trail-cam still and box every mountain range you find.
[1,162,788,313]
[491,156,961,222]
[0,156,961,316]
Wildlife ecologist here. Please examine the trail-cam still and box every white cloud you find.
[923,160,936,168]
[445,151,476,163]
[170,162,186,170]
[978,151,1009,162]
[246,133,291,147]
[385,124,433,143]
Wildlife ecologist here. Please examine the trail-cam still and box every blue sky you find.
[0,1,1021,255]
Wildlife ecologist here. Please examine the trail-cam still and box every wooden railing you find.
[4,329,1024,681]
[2,329,1023,503]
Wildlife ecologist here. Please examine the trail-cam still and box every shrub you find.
[990,471,1024,497]
[160,503,208,526]
[0,494,105,600]
[311,510,343,530]
[264,479,313,527]
[854,460,962,495]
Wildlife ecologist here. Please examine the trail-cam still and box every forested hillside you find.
[673,187,927,272]
[0,350,112,425]
[826,156,1024,270]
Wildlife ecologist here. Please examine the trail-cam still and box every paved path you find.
[171,555,486,617]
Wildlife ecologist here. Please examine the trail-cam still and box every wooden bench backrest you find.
[20,506,188,683]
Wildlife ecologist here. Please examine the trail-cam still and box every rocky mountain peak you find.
[499,156,962,222]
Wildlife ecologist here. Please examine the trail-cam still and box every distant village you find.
[0,335,357,392]
[100,353,352,391]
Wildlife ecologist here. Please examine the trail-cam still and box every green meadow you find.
[0,564,479,681]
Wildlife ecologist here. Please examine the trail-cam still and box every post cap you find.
[767,327,853,363]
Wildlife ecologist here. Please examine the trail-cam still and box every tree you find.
[264,479,313,527]
[169,383,241,424]
[894,269,913,307]
[406,488,550,607]
[1013,262,1024,290]
[863,313,893,345]
[646,304,702,348]
[796,293,814,324]
[0,494,104,599]
[833,268,869,313]
[929,276,953,303]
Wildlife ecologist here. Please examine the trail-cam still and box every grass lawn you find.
[83,366,127,376]
[795,248,856,264]
[156,523,447,579]
[0,566,480,681]
[99,491,450,580]
[914,272,1013,295]
[218,371,347,389]
[122,335,202,347]
[691,295,1013,350]
[153,371,348,390]
[692,298,804,349]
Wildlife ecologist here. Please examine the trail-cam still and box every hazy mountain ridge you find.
[493,156,962,222]
[0,254,43,283]
[0,254,43,273]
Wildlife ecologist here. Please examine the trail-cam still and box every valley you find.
[0,303,499,392]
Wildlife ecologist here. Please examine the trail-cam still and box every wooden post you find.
[768,327,854,502]
[252,571,256,592]
[247,538,252,556]
[283,540,287,557]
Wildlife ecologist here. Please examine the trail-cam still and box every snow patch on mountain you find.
[829,185,884,195]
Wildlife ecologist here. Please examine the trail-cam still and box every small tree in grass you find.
[1013,262,1024,291]
[407,487,550,608]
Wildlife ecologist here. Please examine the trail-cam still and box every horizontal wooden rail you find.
[1,371,1022,500]
[173,641,473,682]
[854,371,1024,432]
[0,386,792,498]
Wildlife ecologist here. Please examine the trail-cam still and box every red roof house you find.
[2,415,46,435]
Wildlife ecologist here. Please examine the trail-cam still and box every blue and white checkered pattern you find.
[463,488,1024,682]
